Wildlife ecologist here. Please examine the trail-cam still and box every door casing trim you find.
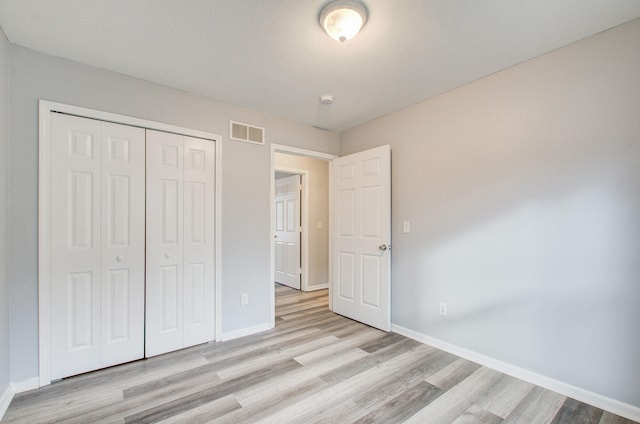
[270,144,338,327]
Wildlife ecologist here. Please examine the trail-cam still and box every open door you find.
[332,145,391,331]
[274,174,302,289]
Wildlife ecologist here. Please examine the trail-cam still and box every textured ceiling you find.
[1,0,639,132]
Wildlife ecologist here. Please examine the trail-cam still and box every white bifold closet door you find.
[145,130,216,357]
[50,113,145,380]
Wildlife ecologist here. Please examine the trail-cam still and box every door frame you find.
[270,144,337,327]
[273,168,307,290]
[38,100,223,386]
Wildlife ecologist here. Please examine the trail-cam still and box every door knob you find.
[116,256,123,262]
[379,244,388,251]
[164,253,170,259]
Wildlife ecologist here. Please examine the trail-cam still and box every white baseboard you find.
[0,384,12,421]
[11,377,39,393]
[0,377,39,421]
[218,322,273,342]
[391,324,640,423]
[304,283,329,291]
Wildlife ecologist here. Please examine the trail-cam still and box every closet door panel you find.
[50,113,103,380]
[100,122,145,366]
[183,137,215,346]
[146,130,185,357]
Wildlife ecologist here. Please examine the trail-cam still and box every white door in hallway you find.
[274,174,302,289]
[332,145,391,331]
[146,130,215,357]
[50,113,145,380]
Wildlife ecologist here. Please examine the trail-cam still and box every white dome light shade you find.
[319,0,368,42]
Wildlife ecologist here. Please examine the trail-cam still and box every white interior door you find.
[99,121,146,367]
[332,145,391,331]
[50,113,145,380]
[183,136,216,347]
[146,130,215,357]
[274,175,301,289]
[146,130,184,356]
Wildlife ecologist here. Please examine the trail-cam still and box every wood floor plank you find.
[3,284,636,424]
[295,399,367,424]
[550,398,604,424]
[600,412,640,424]
[502,386,566,424]
[154,394,241,424]
[210,327,334,363]
[319,337,423,384]
[352,348,456,412]
[306,350,453,424]
[473,374,535,418]
[234,347,370,407]
[402,389,472,424]
[426,357,483,391]
[124,359,302,423]
[353,380,444,424]
[443,366,506,403]
[403,366,505,424]
[293,327,384,366]
[215,335,340,380]
[251,344,434,424]
[451,404,504,424]
[2,391,123,424]
[208,378,329,424]
[358,331,406,353]
[123,360,222,399]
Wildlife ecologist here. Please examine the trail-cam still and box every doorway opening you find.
[274,171,304,290]
[270,144,338,328]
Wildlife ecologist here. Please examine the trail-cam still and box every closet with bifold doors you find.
[46,111,216,381]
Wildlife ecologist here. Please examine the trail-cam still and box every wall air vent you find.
[229,120,265,145]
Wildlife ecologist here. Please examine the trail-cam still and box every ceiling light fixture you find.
[319,0,368,43]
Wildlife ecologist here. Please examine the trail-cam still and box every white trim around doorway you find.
[270,144,338,328]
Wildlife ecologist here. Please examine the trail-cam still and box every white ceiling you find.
[1,0,639,132]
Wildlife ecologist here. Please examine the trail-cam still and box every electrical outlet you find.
[241,293,249,305]
[439,302,448,316]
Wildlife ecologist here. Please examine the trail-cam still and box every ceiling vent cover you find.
[230,120,265,145]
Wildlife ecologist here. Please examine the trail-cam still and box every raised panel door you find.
[100,121,145,366]
[332,145,391,331]
[274,175,301,289]
[50,113,103,380]
[183,136,215,347]
[146,130,184,357]
[50,113,145,379]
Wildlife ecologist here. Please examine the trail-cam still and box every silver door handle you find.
[379,244,388,251]
[116,256,123,262]
[164,253,170,259]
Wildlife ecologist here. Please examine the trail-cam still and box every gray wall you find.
[0,26,10,396]
[274,153,329,289]
[341,19,640,407]
[7,45,340,382]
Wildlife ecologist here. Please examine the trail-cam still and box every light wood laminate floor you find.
[3,284,637,423]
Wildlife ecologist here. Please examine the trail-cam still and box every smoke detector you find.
[319,95,334,105]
